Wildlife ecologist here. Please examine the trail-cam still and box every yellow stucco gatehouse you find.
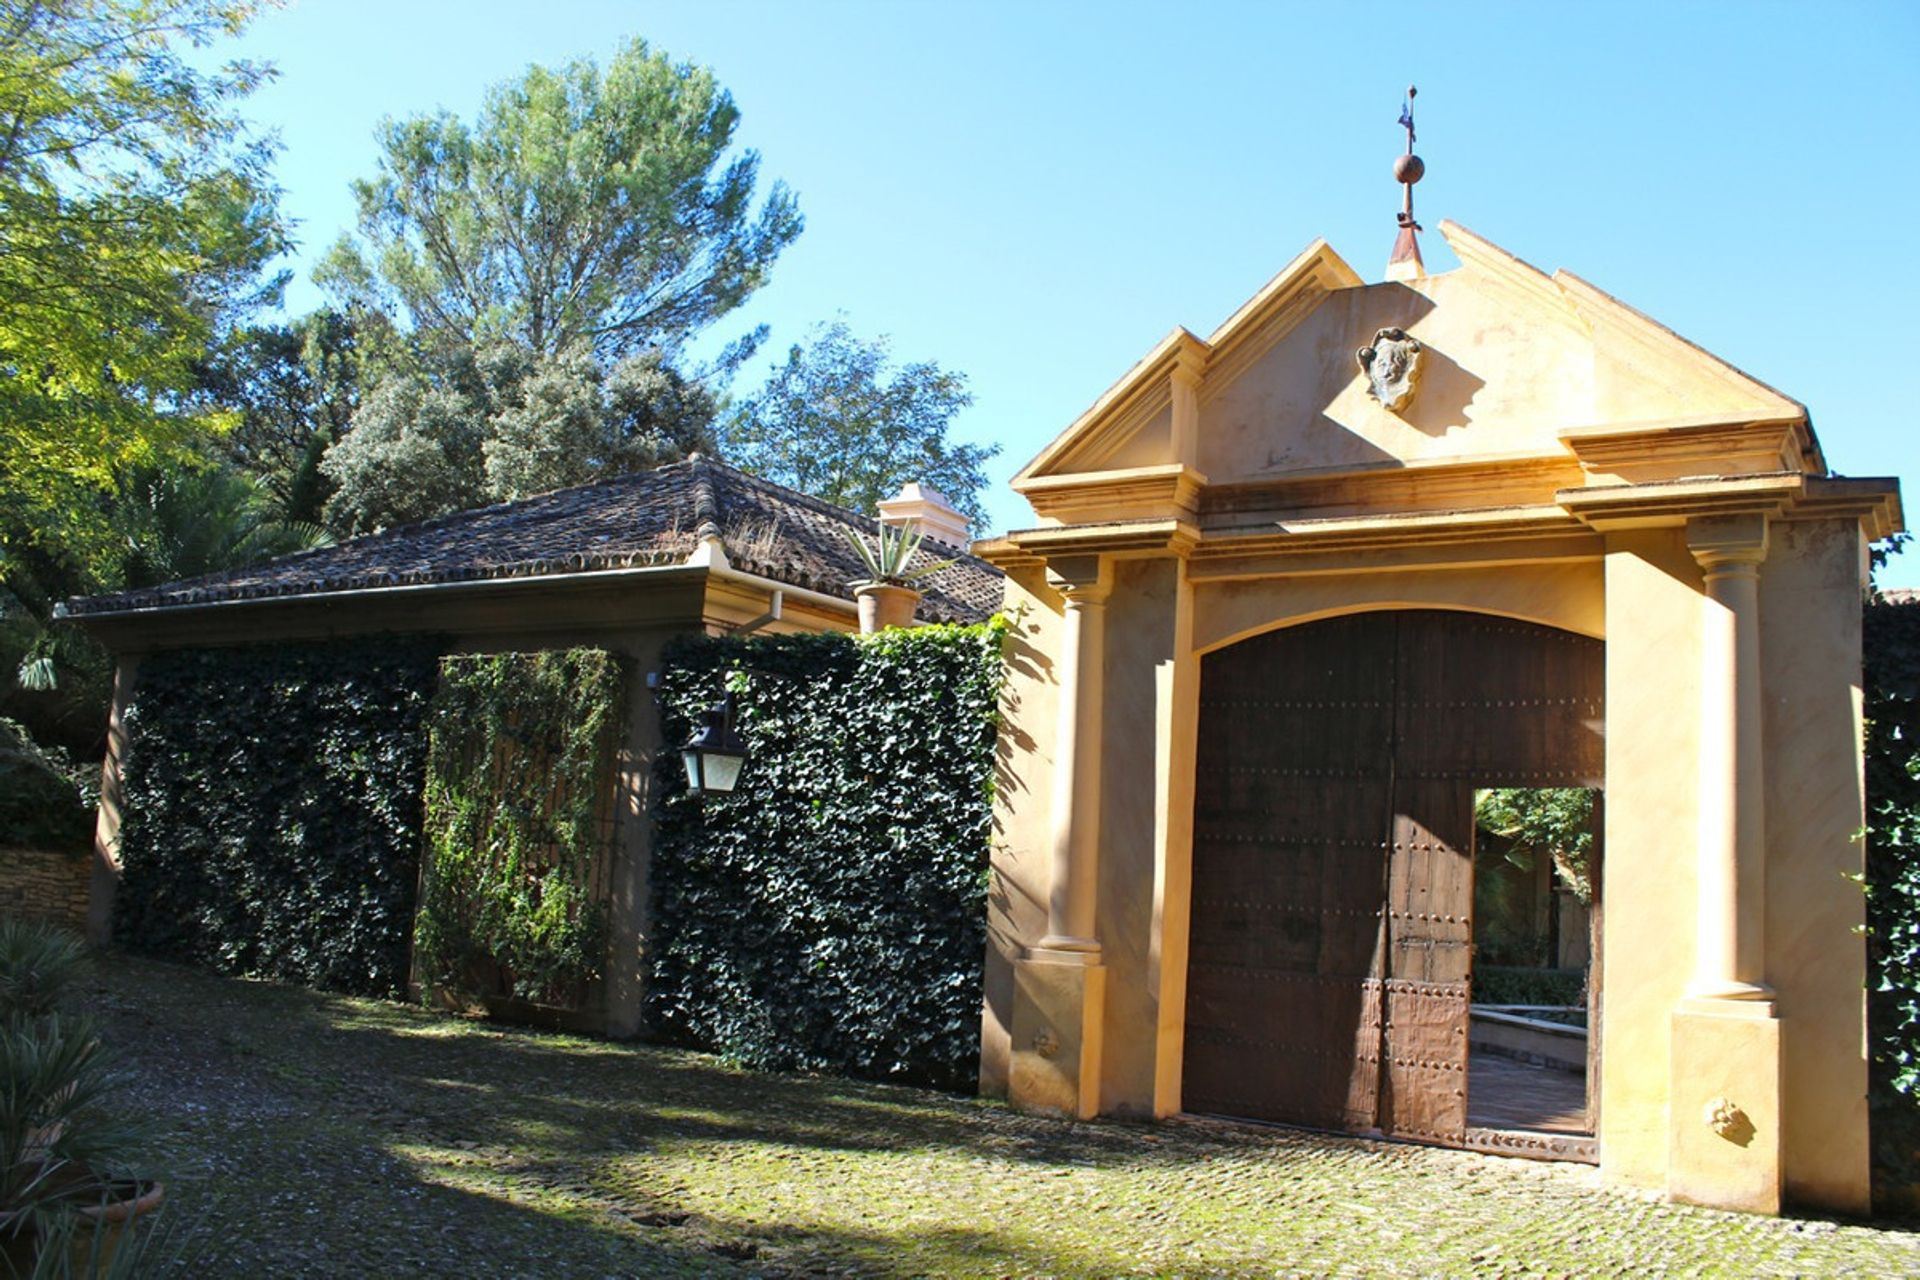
[975,218,1902,1217]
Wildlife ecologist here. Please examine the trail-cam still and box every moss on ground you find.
[79,954,1920,1277]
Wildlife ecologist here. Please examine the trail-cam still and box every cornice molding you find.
[1012,462,1209,524]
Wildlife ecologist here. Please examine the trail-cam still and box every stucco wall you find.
[1093,558,1193,1115]
[1191,560,1604,656]
[1197,276,1581,481]
[1761,519,1871,1212]
[980,566,1063,1096]
[1596,521,1872,1212]
[1599,529,1705,1189]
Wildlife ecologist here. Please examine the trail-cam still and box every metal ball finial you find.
[1387,86,1427,278]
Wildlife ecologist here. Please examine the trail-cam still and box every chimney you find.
[877,482,970,551]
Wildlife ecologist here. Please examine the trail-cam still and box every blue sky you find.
[227,1,1920,581]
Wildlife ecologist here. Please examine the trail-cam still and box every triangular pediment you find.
[1014,239,1363,481]
[1012,224,1819,526]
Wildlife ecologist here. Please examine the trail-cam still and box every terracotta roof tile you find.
[65,457,1003,626]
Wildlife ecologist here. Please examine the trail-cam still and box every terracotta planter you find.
[854,582,921,633]
[1,1176,164,1274]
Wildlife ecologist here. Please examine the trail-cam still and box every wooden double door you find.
[1181,610,1603,1144]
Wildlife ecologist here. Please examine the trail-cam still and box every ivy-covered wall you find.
[1866,598,1920,1193]
[114,639,440,997]
[649,622,1004,1092]
[415,648,622,1010]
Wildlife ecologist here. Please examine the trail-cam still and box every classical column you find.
[1686,514,1771,1002]
[1037,556,1111,957]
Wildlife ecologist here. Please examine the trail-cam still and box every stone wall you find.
[0,846,91,932]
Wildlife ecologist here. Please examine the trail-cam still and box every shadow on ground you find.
[79,952,1920,1278]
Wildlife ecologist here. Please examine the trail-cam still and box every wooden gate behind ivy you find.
[413,648,626,1017]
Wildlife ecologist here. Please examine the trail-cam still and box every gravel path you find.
[76,954,1920,1277]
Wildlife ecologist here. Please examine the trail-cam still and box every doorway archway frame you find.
[978,474,1895,1217]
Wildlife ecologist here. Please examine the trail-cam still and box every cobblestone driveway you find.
[83,956,1920,1277]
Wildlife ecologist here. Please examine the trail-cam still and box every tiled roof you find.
[64,456,1004,625]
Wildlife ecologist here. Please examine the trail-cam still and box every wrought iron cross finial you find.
[1385,85,1428,280]
[1394,85,1425,230]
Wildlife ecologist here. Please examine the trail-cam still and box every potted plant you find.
[0,921,163,1277]
[844,521,954,633]
[0,1011,163,1277]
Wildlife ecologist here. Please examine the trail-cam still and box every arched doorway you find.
[1181,609,1604,1151]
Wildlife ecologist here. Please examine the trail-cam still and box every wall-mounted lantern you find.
[681,693,748,796]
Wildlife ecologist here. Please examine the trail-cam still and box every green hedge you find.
[415,649,621,1007]
[648,621,1004,1091]
[114,639,439,996]
[1867,599,1920,1191]
[1471,965,1586,1007]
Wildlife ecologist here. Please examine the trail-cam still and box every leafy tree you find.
[0,714,94,848]
[0,0,288,802]
[0,542,109,751]
[1474,787,1595,902]
[0,0,287,565]
[322,342,715,534]
[317,37,800,364]
[317,348,494,537]
[723,321,997,526]
[190,310,379,524]
[484,347,716,501]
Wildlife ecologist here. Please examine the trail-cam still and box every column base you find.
[1009,953,1106,1120]
[1032,936,1102,963]
[1668,999,1782,1215]
[1683,979,1775,1005]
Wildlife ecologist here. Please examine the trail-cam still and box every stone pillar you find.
[86,653,141,946]
[1670,512,1782,1215]
[603,634,672,1038]
[1009,555,1111,1119]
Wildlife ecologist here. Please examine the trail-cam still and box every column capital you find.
[1046,553,1112,604]
[1687,513,1770,570]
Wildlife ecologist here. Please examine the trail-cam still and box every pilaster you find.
[1684,513,1772,1002]
[1009,553,1111,1119]
[1669,512,1782,1214]
[1035,554,1112,957]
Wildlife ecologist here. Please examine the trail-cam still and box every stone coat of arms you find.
[1356,327,1424,412]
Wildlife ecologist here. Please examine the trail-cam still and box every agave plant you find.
[843,521,955,586]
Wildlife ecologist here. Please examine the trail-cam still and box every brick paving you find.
[1468,1051,1589,1133]
[80,954,1920,1277]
